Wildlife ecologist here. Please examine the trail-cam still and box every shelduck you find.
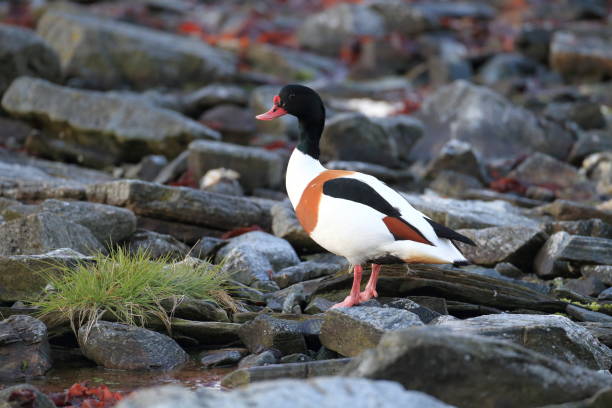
[256,85,475,308]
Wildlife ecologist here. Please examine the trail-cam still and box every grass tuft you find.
[30,247,235,340]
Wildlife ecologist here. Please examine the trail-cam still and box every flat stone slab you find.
[0,315,52,381]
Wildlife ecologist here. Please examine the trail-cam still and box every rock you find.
[0,383,56,408]
[280,353,314,364]
[86,180,271,231]
[535,232,612,278]
[40,199,137,244]
[297,4,385,56]
[515,25,553,63]
[455,226,547,270]
[37,11,235,90]
[566,305,612,323]
[228,280,266,305]
[375,298,442,324]
[536,200,612,225]
[547,104,607,132]
[582,152,612,196]
[199,105,256,144]
[238,314,309,355]
[570,131,612,164]
[599,288,612,301]
[304,297,335,314]
[238,350,280,369]
[429,172,483,197]
[478,53,544,86]
[125,230,189,260]
[270,201,322,253]
[78,321,188,370]
[370,115,424,163]
[125,155,168,182]
[0,117,37,151]
[200,348,248,368]
[167,318,241,346]
[1,78,220,167]
[495,262,524,278]
[545,219,612,239]
[0,24,61,96]
[424,140,488,183]
[116,378,454,408]
[164,298,229,323]
[346,327,612,408]
[199,168,244,197]
[508,153,596,201]
[580,322,612,347]
[550,29,612,82]
[320,307,423,357]
[0,212,104,256]
[414,80,574,163]
[153,151,189,185]
[182,84,248,116]
[564,276,607,298]
[273,262,343,289]
[0,315,52,381]
[434,313,612,370]
[188,140,284,192]
[0,248,90,302]
[582,265,612,286]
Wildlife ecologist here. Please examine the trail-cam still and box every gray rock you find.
[599,287,612,301]
[273,262,342,289]
[164,298,229,323]
[86,180,272,231]
[414,80,574,163]
[515,25,552,63]
[270,201,322,253]
[370,115,424,163]
[37,11,235,90]
[0,248,91,302]
[238,314,310,355]
[1,78,220,167]
[0,315,52,381]
[188,140,284,192]
[566,305,612,323]
[182,84,248,115]
[116,378,455,408]
[478,53,544,85]
[304,297,335,314]
[551,29,612,82]
[579,322,612,347]
[125,155,168,182]
[424,140,488,183]
[125,230,189,260]
[582,265,612,286]
[570,130,612,164]
[280,353,314,364]
[0,383,56,408]
[563,276,607,297]
[535,200,612,224]
[199,168,244,197]
[583,152,612,196]
[456,226,547,270]
[434,313,612,370]
[166,318,241,346]
[199,105,256,144]
[153,150,189,185]
[376,298,442,324]
[320,306,423,357]
[79,321,188,370]
[238,350,280,369]
[545,218,612,239]
[346,327,612,408]
[200,348,248,368]
[0,212,104,256]
[535,232,612,278]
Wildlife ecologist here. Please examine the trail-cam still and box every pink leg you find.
[359,264,381,302]
[331,265,363,308]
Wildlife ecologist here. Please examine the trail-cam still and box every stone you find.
[0,383,56,408]
[37,10,235,90]
[0,315,52,381]
[199,105,256,144]
[0,212,104,256]
[273,262,343,289]
[238,350,280,369]
[346,327,612,408]
[599,288,612,301]
[413,80,574,163]
[570,131,612,164]
[1,78,220,167]
[227,280,266,305]
[566,305,612,323]
[424,140,488,183]
[429,172,484,197]
[478,53,544,85]
[0,248,90,302]
[125,155,168,182]
[86,180,271,231]
[153,151,189,185]
[455,226,547,270]
[280,353,314,364]
[536,200,612,225]
[199,348,248,368]
[320,306,423,357]
[535,232,612,278]
[550,29,612,82]
[136,217,222,246]
[116,378,454,408]
[580,322,612,347]
[125,230,189,260]
[182,84,248,116]
[0,23,61,96]
[166,318,241,346]
[270,201,322,253]
[583,152,612,196]
[304,297,335,314]
[376,298,442,324]
[188,140,284,192]
[545,219,612,239]
[515,25,552,63]
[238,314,309,355]
[199,168,244,197]
[547,104,607,132]
[495,262,524,278]
[370,115,424,163]
[79,321,188,370]
[433,313,612,370]
[582,265,612,286]
[164,298,229,323]
[564,276,607,298]
[0,117,37,151]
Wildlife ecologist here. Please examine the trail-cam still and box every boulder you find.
[582,265,612,286]
[478,53,544,85]
[199,348,248,368]
[515,25,553,63]
[165,298,229,323]
[1,78,220,167]
[78,321,188,370]
[320,306,423,357]
[535,232,612,278]
[37,11,235,90]
[124,155,168,182]
[550,29,612,82]
[570,131,612,163]
[346,327,612,408]
[0,384,56,408]
[545,219,612,239]
[370,115,424,163]
[535,200,612,225]
[199,105,256,144]
[273,262,343,289]
[182,84,248,116]
[0,315,52,381]
[125,230,189,260]
[270,201,322,253]
[424,140,488,183]
[0,212,104,256]
[0,24,61,96]
[413,80,574,163]
[188,140,284,192]
[166,318,241,346]
[563,276,607,298]
[238,350,280,369]
[238,314,317,355]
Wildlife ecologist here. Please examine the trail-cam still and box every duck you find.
[256,84,475,308]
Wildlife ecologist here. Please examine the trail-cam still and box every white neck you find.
[286,148,325,208]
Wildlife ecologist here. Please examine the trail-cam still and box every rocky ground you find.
[1,0,612,407]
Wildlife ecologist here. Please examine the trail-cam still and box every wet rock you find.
[0,248,91,302]
[297,4,385,56]
[125,230,189,260]
[535,200,612,225]
[124,155,168,182]
[582,265,612,286]
[182,84,248,116]
[545,219,612,239]
[86,180,271,231]
[0,212,103,256]
[433,314,612,370]
[79,321,188,370]
[1,78,220,167]
[238,350,280,369]
[424,140,488,183]
[188,140,283,192]
[37,11,235,90]
[582,152,612,196]
[550,29,612,82]
[0,384,56,408]
[0,24,61,96]
[0,315,52,381]
[273,262,342,289]
[40,199,136,244]
[414,80,574,163]
[167,318,241,346]
[478,53,544,86]
[238,314,308,355]
[456,226,547,270]
[270,201,322,253]
[346,327,612,408]
[199,348,248,368]
[535,232,612,278]
[320,306,423,357]
[199,105,256,144]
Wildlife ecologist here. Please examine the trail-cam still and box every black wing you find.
[425,218,476,246]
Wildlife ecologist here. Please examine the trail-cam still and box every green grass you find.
[30,247,235,338]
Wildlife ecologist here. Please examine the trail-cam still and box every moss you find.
[560,298,612,313]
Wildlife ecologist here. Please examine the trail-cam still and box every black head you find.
[256,84,325,123]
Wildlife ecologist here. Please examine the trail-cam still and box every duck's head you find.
[256,84,324,123]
